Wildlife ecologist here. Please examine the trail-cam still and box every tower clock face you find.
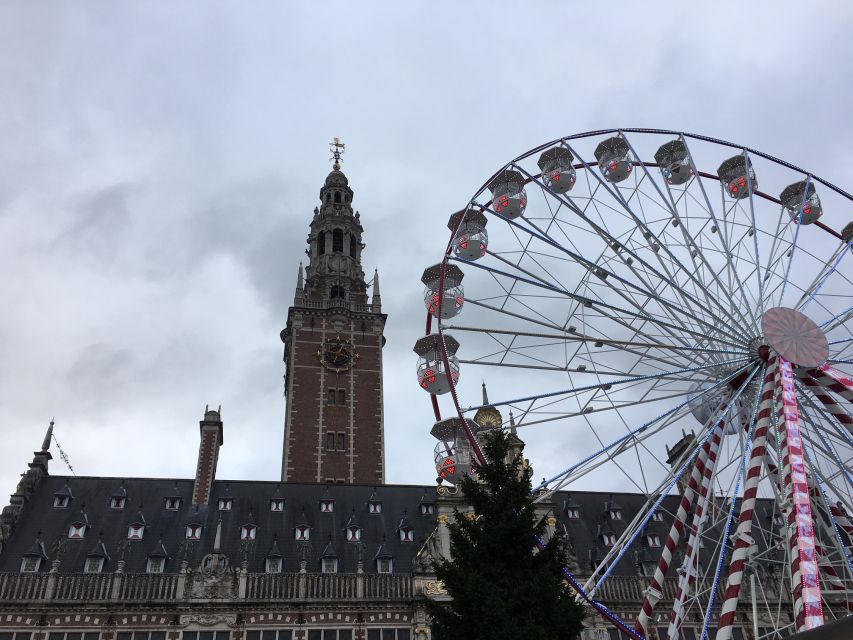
[318,336,358,372]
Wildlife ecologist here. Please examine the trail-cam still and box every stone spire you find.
[294,262,304,304]
[473,381,502,430]
[372,269,381,311]
[41,419,54,452]
[213,518,223,552]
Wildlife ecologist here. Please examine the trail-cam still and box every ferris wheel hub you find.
[761,306,829,367]
[747,336,771,362]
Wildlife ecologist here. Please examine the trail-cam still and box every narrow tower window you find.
[332,229,344,253]
[349,235,357,258]
[330,285,346,300]
[318,231,326,256]
[334,191,341,204]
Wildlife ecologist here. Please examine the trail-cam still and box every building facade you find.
[0,158,813,640]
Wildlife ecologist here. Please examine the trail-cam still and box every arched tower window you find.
[330,285,346,300]
[349,235,357,258]
[332,229,344,253]
[318,231,326,256]
[334,192,342,204]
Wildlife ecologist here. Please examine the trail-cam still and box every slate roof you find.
[0,476,437,575]
[0,475,793,579]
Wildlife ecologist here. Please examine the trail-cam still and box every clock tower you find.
[280,142,387,484]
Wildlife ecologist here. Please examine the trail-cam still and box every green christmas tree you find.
[427,429,586,640]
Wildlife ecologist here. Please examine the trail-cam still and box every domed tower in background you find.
[280,140,387,484]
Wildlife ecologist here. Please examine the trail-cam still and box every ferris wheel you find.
[414,129,853,640]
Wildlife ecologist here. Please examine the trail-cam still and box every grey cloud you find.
[2,2,853,500]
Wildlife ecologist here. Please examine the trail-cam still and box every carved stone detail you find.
[424,580,447,596]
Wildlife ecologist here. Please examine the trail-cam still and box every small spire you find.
[509,410,517,435]
[41,419,54,452]
[295,262,304,298]
[372,269,381,310]
[482,381,489,406]
[213,518,223,552]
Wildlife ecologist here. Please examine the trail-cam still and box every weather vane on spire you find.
[329,137,346,170]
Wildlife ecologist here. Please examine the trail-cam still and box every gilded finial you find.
[329,137,346,170]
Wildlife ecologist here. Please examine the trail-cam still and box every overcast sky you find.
[2,2,853,501]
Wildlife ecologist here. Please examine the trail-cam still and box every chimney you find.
[192,406,224,506]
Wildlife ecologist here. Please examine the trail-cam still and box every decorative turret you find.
[0,420,55,554]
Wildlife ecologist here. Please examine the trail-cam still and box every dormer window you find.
[110,496,126,510]
[346,526,362,542]
[165,497,181,510]
[646,534,661,548]
[186,524,202,540]
[295,525,310,541]
[322,558,338,574]
[566,507,580,519]
[127,524,145,541]
[399,527,414,543]
[652,511,664,522]
[53,495,69,509]
[266,557,283,574]
[218,498,233,511]
[602,533,617,547]
[420,503,434,516]
[20,556,41,573]
[84,557,104,574]
[147,557,165,574]
[241,525,257,541]
[608,509,622,521]
[68,523,86,539]
[320,499,334,513]
[368,501,382,514]
[270,498,285,512]
[377,558,393,575]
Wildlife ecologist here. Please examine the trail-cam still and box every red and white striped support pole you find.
[810,364,853,405]
[775,357,825,632]
[634,419,725,639]
[667,416,726,639]
[798,372,853,437]
[716,362,777,640]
